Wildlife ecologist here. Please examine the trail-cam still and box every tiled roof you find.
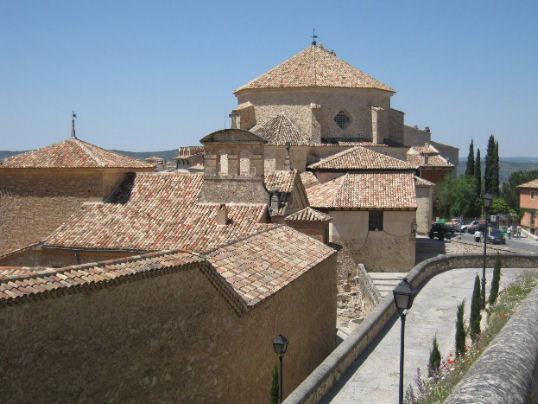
[307,146,414,171]
[44,172,269,252]
[517,179,538,188]
[1,227,336,313]
[307,172,417,210]
[285,207,332,222]
[407,144,454,168]
[235,45,394,93]
[250,114,311,145]
[208,225,335,308]
[414,176,436,187]
[300,171,319,188]
[265,170,297,194]
[0,138,155,169]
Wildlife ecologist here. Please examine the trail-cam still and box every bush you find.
[489,253,501,305]
[470,275,482,342]
[270,364,279,404]
[455,300,466,357]
[428,335,441,377]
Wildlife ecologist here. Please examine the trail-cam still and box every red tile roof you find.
[307,146,414,171]
[307,172,417,210]
[0,138,155,169]
[235,45,394,93]
[517,179,538,188]
[407,144,454,168]
[207,225,335,308]
[300,171,319,188]
[251,114,311,145]
[265,170,297,194]
[43,172,269,252]
[285,207,332,222]
[414,176,435,187]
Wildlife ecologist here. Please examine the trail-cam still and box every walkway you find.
[324,266,538,403]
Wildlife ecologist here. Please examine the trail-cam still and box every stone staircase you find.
[368,272,408,299]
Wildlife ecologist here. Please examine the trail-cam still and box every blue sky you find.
[1,0,537,157]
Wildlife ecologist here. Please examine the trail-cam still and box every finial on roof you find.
[311,28,318,46]
[71,111,77,139]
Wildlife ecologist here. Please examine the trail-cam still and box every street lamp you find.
[393,278,417,404]
[273,334,289,403]
[481,193,493,308]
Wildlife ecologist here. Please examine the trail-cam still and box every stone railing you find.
[445,284,538,404]
[284,254,538,404]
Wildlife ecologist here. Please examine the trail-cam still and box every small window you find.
[334,110,351,129]
[369,211,383,231]
[531,191,535,200]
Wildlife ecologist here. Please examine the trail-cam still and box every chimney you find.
[270,193,279,214]
[216,204,228,225]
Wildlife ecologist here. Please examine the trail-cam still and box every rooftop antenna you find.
[71,111,77,139]
[311,28,318,86]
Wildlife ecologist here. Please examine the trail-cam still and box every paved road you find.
[324,267,538,403]
[456,232,537,254]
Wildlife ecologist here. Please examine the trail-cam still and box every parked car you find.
[467,221,485,234]
[429,222,456,240]
[487,229,506,244]
[460,220,479,233]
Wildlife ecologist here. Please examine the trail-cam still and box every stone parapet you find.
[445,285,538,404]
[284,253,538,404]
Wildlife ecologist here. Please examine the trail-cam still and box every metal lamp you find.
[273,334,289,402]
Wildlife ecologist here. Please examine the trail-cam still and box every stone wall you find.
[403,125,431,147]
[284,253,538,404]
[236,88,392,142]
[419,168,451,184]
[445,284,538,404]
[0,254,337,403]
[329,210,416,271]
[416,185,433,234]
[285,221,329,244]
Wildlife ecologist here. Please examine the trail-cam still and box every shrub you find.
[428,335,441,377]
[270,365,279,404]
[455,300,466,357]
[489,253,501,305]
[470,275,482,342]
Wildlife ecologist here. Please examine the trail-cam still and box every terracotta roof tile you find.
[235,46,394,93]
[308,146,414,171]
[307,172,417,210]
[0,138,155,169]
[207,226,335,307]
[517,179,538,188]
[414,176,436,187]
[264,170,296,194]
[299,171,319,188]
[407,144,454,168]
[285,207,332,222]
[250,114,311,145]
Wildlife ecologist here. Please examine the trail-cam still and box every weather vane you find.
[71,110,77,139]
[311,28,318,46]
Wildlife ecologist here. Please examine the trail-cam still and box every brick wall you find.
[0,255,337,403]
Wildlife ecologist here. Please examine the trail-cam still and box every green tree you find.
[470,275,482,342]
[485,134,499,196]
[465,140,475,176]
[490,198,509,215]
[455,300,466,357]
[270,365,279,404]
[434,175,481,218]
[500,170,538,211]
[489,253,501,305]
[474,148,482,198]
[428,335,442,377]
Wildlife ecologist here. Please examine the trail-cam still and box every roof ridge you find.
[70,138,104,167]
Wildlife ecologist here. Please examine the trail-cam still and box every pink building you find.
[518,179,538,233]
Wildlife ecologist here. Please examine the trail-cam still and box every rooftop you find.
[307,172,417,210]
[285,207,332,222]
[235,45,395,93]
[518,179,538,188]
[250,113,311,145]
[0,138,155,169]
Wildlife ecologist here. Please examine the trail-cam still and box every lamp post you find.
[481,193,493,308]
[272,334,289,403]
[393,278,417,404]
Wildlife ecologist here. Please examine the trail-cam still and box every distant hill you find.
[457,159,538,183]
[1,149,178,162]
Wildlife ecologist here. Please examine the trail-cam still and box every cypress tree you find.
[492,141,500,196]
[465,140,475,176]
[474,148,482,198]
[455,299,466,357]
[485,134,496,194]
[428,335,442,377]
[270,365,279,404]
[470,275,482,342]
[489,253,501,305]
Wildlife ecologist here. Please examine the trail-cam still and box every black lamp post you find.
[481,193,493,308]
[393,278,417,404]
[273,334,289,403]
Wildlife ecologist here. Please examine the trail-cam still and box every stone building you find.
[0,135,155,256]
[407,142,454,184]
[518,179,538,233]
